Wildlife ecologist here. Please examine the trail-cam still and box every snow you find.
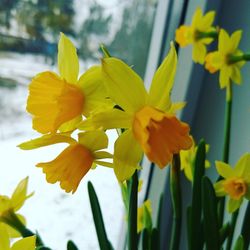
[0,52,124,250]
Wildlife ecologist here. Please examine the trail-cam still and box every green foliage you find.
[67,240,78,250]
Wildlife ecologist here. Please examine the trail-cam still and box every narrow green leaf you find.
[233,235,244,250]
[67,240,78,250]
[100,44,111,58]
[88,182,113,250]
[128,171,138,250]
[142,229,150,250]
[190,139,206,250]
[150,228,159,250]
[186,206,192,250]
[35,247,52,250]
[219,222,231,244]
[241,201,250,250]
[202,176,220,250]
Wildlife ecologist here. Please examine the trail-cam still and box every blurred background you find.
[0,0,157,249]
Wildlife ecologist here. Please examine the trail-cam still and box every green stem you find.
[170,154,182,250]
[196,30,218,40]
[218,83,232,227]
[241,201,250,250]
[228,53,250,64]
[226,210,239,250]
[128,171,138,250]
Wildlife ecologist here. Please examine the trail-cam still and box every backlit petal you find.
[102,57,148,113]
[219,29,231,54]
[114,130,143,182]
[192,8,203,28]
[214,180,226,197]
[149,42,177,111]
[227,198,242,213]
[215,161,234,178]
[198,11,215,31]
[234,153,250,180]
[12,235,36,250]
[231,66,241,84]
[229,30,242,52]
[0,225,10,250]
[58,33,79,84]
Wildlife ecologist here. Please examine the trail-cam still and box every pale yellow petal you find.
[234,153,250,180]
[94,160,113,168]
[219,29,231,54]
[18,134,76,150]
[59,115,82,133]
[78,131,108,152]
[0,225,10,250]
[198,11,215,31]
[219,66,231,89]
[231,66,242,84]
[93,151,113,159]
[192,7,203,28]
[58,32,79,84]
[114,130,143,182]
[229,30,242,52]
[216,161,234,178]
[78,109,132,131]
[102,57,148,113]
[148,42,177,111]
[11,235,36,250]
[168,102,186,114]
[227,198,242,213]
[214,180,226,197]
[11,177,33,212]
[192,43,206,64]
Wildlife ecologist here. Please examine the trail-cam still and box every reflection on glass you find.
[0,0,158,249]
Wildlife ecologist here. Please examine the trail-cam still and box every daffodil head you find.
[133,106,192,168]
[214,153,250,212]
[175,8,216,64]
[205,29,244,88]
[20,131,112,193]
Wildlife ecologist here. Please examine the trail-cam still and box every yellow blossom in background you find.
[0,178,33,237]
[180,137,210,181]
[137,200,152,233]
[27,33,109,134]
[0,225,36,250]
[175,7,216,64]
[80,43,193,181]
[214,153,250,213]
[205,29,245,88]
[19,131,112,193]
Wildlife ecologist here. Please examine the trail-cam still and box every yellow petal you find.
[214,180,226,197]
[37,144,94,193]
[215,161,234,178]
[78,131,108,151]
[219,66,231,89]
[0,225,10,250]
[148,42,177,111]
[192,43,206,64]
[11,177,33,212]
[192,7,203,28]
[11,235,36,250]
[219,29,231,54]
[93,151,113,159]
[198,11,215,31]
[78,109,132,131]
[234,153,250,180]
[205,52,223,73]
[18,134,76,150]
[231,66,242,84]
[114,130,142,182]
[229,30,242,52]
[102,57,147,113]
[227,198,242,213]
[175,26,193,47]
[59,115,82,133]
[58,33,79,84]
[168,102,186,114]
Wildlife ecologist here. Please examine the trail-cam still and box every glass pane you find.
[0,0,158,249]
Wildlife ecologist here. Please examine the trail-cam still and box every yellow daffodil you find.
[137,200,152,233]
[0,178,32,238]
[0,225,36,250]
[80,43,193,181]
[27,32,108,134]
[214,153,250,213]
[175,7,216,64]
[19,131,112,193]
[205,29,245,88]
[180,137,210,181]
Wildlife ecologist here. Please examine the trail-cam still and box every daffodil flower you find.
[80,43,192,181]
[19,131,112,193]
[27,33,109,134]
[0,177,33,236]
[205,29,245,88]
[137,200,152,233]
[175,7,216,64]
[180,137,210,182]
[214,153,250,213]
[0,225,36,250]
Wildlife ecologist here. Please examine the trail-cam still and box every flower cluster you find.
[20,33,193,193]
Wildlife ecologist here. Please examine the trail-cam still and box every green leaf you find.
[190,139,206,250]
[128,171,138,250]
[142,229,150,250]
[241,201,250,250]
[36,247,52,250]
[233,235,244,250]
[202,176,220,250]
[186,206,192,250]
[219,222,231,244]
[67,240,78,250]
[150,228,159,250]
[88,182,113,250]
[143,205,152,231]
